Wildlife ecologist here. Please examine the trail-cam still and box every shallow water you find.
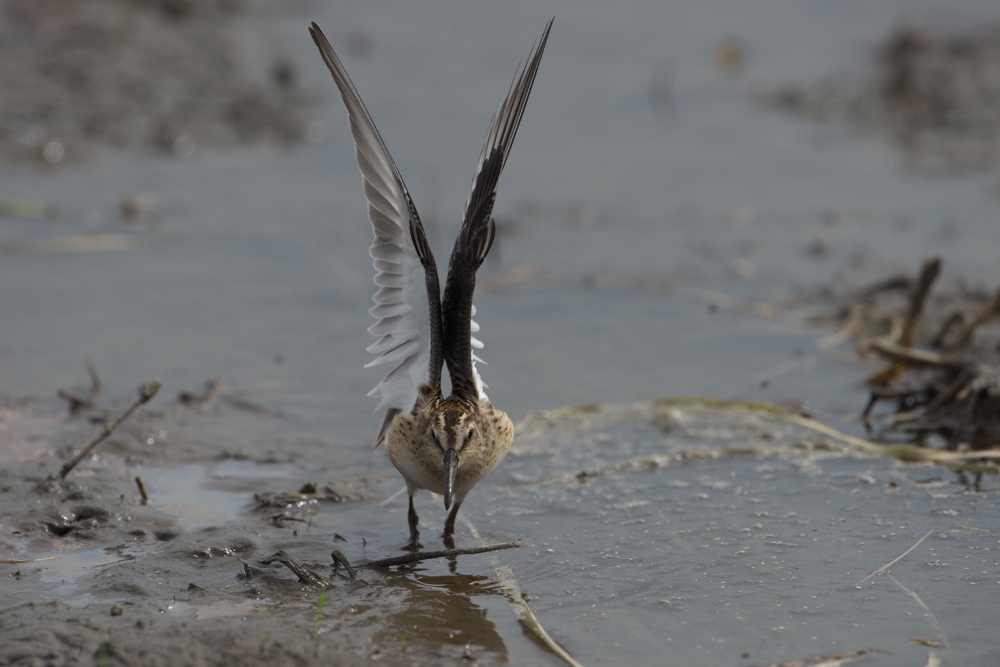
[2,0,1000,665]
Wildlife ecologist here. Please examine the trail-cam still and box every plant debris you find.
[805,257,1000,452]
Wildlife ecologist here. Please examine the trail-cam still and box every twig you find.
[135,476,149,505]
[178,378,227,412]
[453,518,584,667]
[260,551,330,588]
[898,257,940,347]
[330,550,357,582]
[49,379,161,481]
[855,529,933,585]
[866,341,953,368]
[360,540,520,568]
[0,556,59,565]
[263,542,521,589]
[56,389,96,412]
[887,574,948,647]
[756,648,880,667]
[495,564,585,667]
[56,360,102,412]
[816,306,867,350]
[954,525,1000,533]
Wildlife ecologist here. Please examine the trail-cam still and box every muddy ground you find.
[0,0,319,165]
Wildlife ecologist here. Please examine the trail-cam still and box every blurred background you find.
[2,0,1000,448]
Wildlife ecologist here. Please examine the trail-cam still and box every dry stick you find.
[454,517,585,667]
[56,389,96,412]
[51,379,161,481]
[495,564,585,667]
[134,476,149,505]
[886,574,949,647]
[260,550,328,588]
[867,341,952,368]
[195,378,226,412]
[330,550,357,581]
[262,542,522,589]
[898,256,941,347]
[759,648,880,667]
[359,540,521,568]
[855,529,933,586]
[954,524,1000,533]
[0,556,58,565]
[816,306,867,350]
[866,257,941,387]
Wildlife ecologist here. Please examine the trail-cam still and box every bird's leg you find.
[407,495,420,546]
[443,501,462,544]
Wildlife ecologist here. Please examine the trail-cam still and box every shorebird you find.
[308,19,552,544]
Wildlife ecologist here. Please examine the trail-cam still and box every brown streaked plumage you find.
[308,18,551,544]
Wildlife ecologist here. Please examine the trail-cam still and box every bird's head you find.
[429,404,482,510]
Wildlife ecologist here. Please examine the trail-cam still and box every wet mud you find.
[3,384,1000,665]
[0,0,318,165]
[764,22,1000,174]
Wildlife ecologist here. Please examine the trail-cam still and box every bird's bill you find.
[443,448,458,509]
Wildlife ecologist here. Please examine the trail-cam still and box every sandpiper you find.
[309,19,552,544]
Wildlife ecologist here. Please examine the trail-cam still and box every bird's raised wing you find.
[309,23,445,447]
[441,18,553,403]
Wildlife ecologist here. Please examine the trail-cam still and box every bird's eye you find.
[464,427,475,442]
[431,429,443,446]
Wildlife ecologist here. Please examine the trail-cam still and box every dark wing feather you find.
[441,18,553,403]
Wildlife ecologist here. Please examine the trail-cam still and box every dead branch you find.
[754,648,880,667]
[260,550,329,588]
[48,379,161,482]
[260,541,521,590]
[178,378,227,412]
[495,564,584,667]
[57,389,96,413]
[866,341,954,368]
[359,540,521,568]
[898,256,940,347]
[135,477,149,505]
